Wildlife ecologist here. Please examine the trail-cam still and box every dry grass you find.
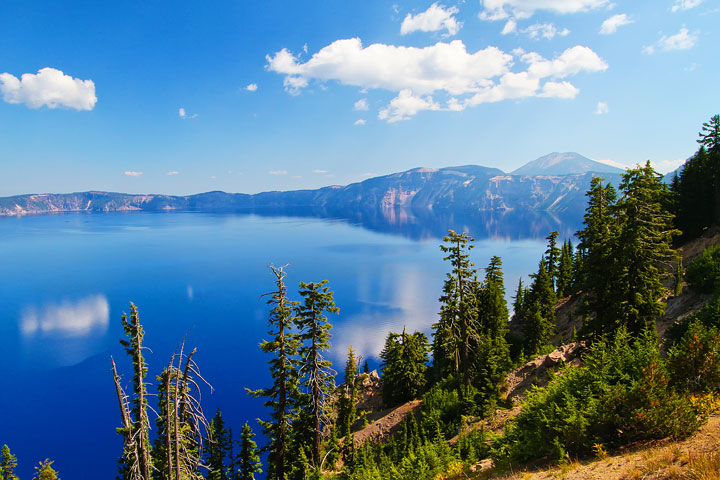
[686,450,720,480]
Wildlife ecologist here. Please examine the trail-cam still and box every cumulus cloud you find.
[354,98,369,111]
[354,119,367,126]
[379,89,442,123]
[600,13,633,34]
[672,0,703,12]
[0,67,96,111]
[479,0,610,22]
[20,295,109,337]
[522,23,570,39]
[597,158,628,170]
[267,39,607,121]
[400,3,462,36]
[179,107,198,119]
[167,171,180,176]
[246,83,258,92]
[268,170,288,175]
[124,171,143,177]
[643,27,698,54]
[595,101,609,114]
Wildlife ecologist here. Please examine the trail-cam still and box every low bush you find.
[492,329,704,465]
[687,244,720,294]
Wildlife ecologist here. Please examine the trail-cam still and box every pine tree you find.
[698,114,720,152]
[613,161,679,335]
[522,260,556,355]
[32,460,59,480]
[237,423,262,480]
[113,303,153,480]
[337,346,358,438]
[544,231,561,291]
[576,176,619,338]
[206,410,231,480]
[556,240,575,298]
[432,230,478,397]
[0,445,18,480]
[472,256,511,411]
[247,265,301,480]
[380,328,429,407]
[295,280,338,468]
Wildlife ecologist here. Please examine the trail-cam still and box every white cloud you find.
[599,13,633,34]
[400,3,462,36]
[124,171,143,177]
[268,170,288,175]
[246,83,258,92]
[0,67,96,111]
[179,107,198,119]
[354,119,367,126]
[643,27,698,54]
[20,295,109,337]
[267,39,607,121]
[313,169,328,174]
[672,0,703,12]
[167,171,180,176]
[501,19,518,34]
[595,101,609,114]
[479,0,610,22]
[379,89,442,123]
[363,172,380,177]
[354,98,369,111]
[522,23,571,39]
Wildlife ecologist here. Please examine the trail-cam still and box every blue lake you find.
[0,209,579,478]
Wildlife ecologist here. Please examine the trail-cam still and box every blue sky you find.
[0,0,718,196]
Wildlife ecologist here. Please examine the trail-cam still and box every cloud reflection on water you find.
[20,294,110,337]
[332,262,439,362]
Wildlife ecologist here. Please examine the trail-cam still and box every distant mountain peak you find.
[511,152,624,176]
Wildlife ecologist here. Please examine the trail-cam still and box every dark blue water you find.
[0,210,578,478]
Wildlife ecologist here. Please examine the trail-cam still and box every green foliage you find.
[32,459,60,480]
[247,265,301,480]
[613,162,680,335]
[576,176,619,338]
[556,240,575,298]
[687,244,720,294]
[419,379,464,439]
[1,445,19,480]
[337,346,358,438]
[519,261,556,356]
[671,115,720,240]
[494,330,703,464]
[667,320,720,394]
[236,422,262,480]
[433,230,477,392]
[544,231,560,291]
[206,410,232,480]
[295,279,338,467]
[380,329,430,408]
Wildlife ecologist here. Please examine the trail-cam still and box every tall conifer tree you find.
[237,423,262,480]
[295,280,338,469]
[433,230,478,398]
[0,445,18,480]
[248,266,301,480]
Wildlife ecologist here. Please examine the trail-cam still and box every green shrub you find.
[687,244,720,294]
[493,329,703,464]
[667,320,720,394]
[420,378,465,439]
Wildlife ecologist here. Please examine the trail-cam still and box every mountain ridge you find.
[0,155,629,217]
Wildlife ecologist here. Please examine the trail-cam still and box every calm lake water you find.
[0,209,579,478]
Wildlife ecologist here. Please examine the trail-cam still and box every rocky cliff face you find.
[0,166,624,217]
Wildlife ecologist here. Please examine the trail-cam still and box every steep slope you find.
[511,152,624,176]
